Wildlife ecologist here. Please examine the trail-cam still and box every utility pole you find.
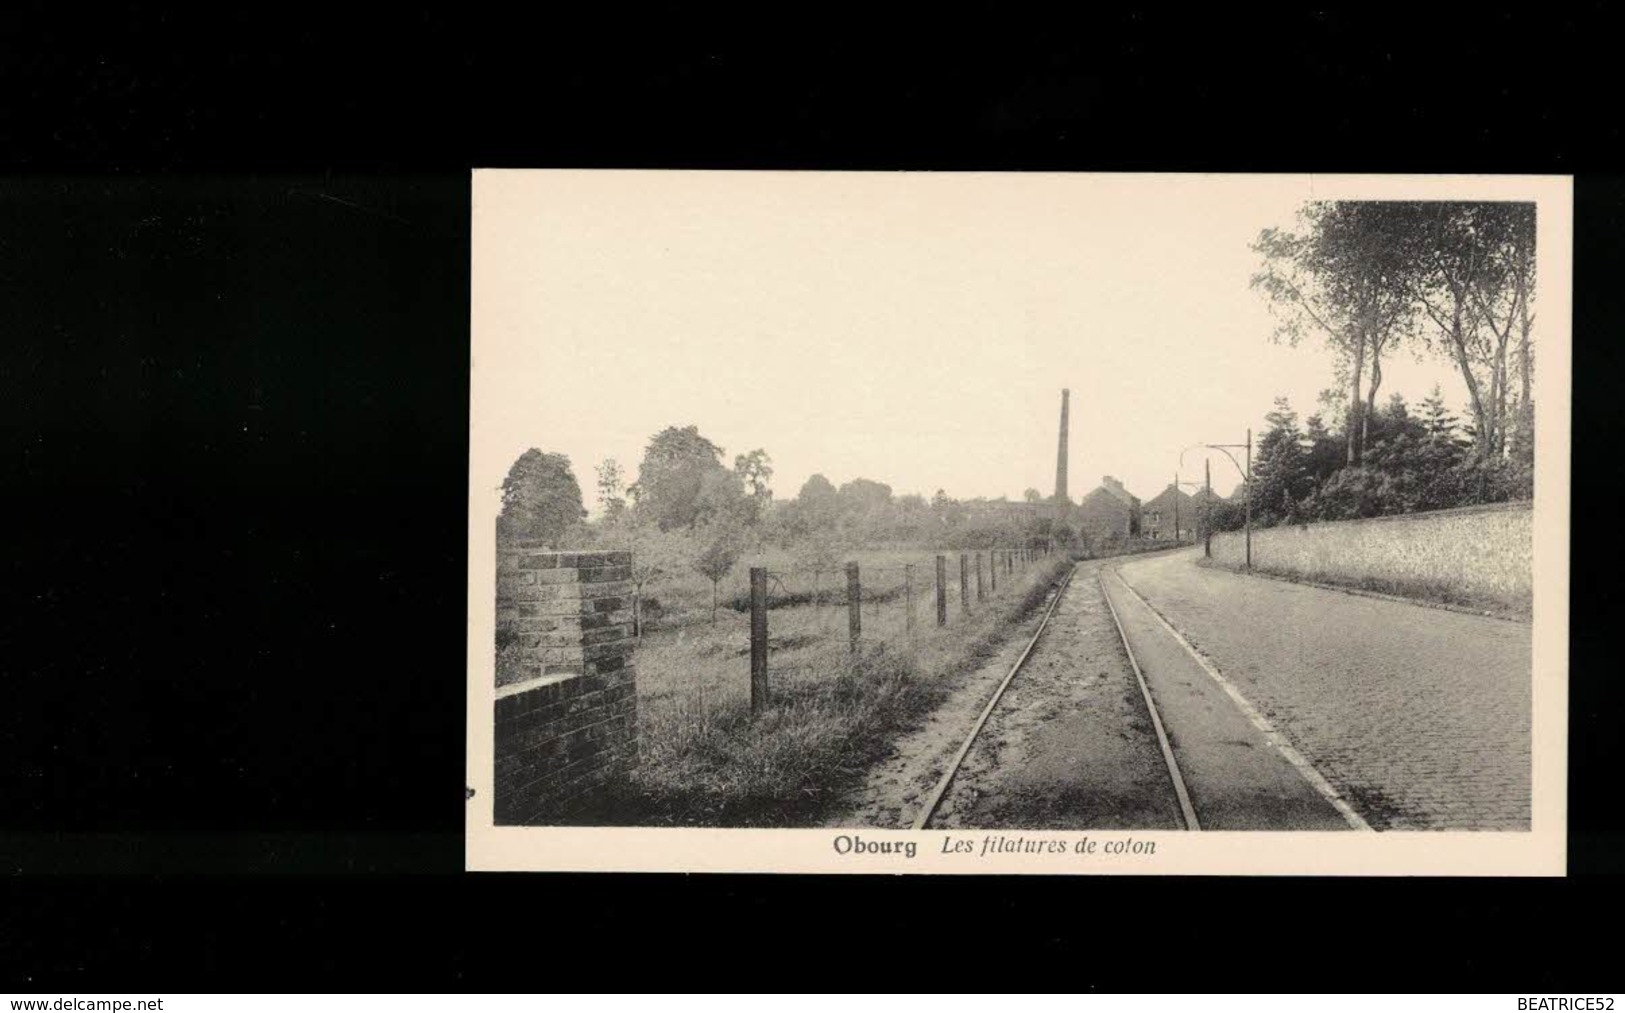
[1183,434,1253,569]
[1244,427,1253,570]
[1204,459,1211,558]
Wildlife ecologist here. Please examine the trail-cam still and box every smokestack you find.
[1054,388,1070,503]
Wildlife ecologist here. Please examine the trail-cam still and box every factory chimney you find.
[1054,388,1070,504]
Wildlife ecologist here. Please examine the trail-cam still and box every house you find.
[1075,475,1141,540]
[1141,483,1197,540]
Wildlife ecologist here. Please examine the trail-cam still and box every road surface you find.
[834,549,1531,831]
[1112,548,1531,830]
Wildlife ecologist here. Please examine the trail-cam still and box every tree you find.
[629,425,729,531]
[836,478,895,545]
[1404,202,1535,467]
[595,458,627,521]
[1300,413,1346,498]
[693,467,749,529]
[1469,203,1535,467]
[733,449,774,504]
[1418,386,1464,446]
[1310,467,1402,521]
[497,449,587,544]
[602,515,692,637]
[796,473,840,532]
[1023,488,1043,503]
[1252,202,1419,466]
[1362,394,1435,513]
[1250,397,1310,526]
[1505,207,1536,495]
[799,473,837,501]
[692,522,745,623]
[838,478,893,513]
[1414,388,1468,511]
[1206,494,1247,533]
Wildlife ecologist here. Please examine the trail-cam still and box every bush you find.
[1446,455,1516,506]
[1307,467,1404,521]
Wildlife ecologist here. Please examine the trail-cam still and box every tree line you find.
[1203,387,1511,535]
[496,425,1063,628]
[1225,199,1535,529]
[1252,200,1534,478]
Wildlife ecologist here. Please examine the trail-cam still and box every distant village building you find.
[1076,475,1141,540]
[1142,483,1197,540]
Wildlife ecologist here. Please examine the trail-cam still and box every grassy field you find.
[636,546,1017,631]
[1209,501,1532,617]
[598,547,1071,826]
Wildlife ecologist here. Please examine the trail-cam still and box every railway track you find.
[911,558,1202,831]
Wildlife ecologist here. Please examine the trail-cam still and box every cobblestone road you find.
[1116,549,1531,830]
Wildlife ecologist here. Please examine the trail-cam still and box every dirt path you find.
[827,558,1183,830]
[823,571,1068,829]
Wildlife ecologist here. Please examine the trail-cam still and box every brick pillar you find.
[493,547,637,825]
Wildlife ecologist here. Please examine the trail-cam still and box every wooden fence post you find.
[846,562,861,654]
[750,566,768,713]
[935,554,947,626]
[813,568,822,628]
[990,550,998,593]
[904,563,916,641]
[959,554,969,614]
[975,551,985,602]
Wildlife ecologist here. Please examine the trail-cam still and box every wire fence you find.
[633,543,1062,747]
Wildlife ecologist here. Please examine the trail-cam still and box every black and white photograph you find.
[13,14,1625,991]
[466,172,1569,874]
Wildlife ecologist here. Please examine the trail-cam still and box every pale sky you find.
[472,172,1477,513]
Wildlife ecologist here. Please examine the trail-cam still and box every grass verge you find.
[1206,504,1530,619]
[584,556,1075,827]
[1199,558,1531,621]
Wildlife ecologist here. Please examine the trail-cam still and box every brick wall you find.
[493,547,638,825]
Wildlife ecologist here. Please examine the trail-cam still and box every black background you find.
[2,9,1621,989]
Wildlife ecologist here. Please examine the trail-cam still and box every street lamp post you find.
[1182,431,1254,570]
[1204,459,1211,558]
[1245,428,1252,569]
